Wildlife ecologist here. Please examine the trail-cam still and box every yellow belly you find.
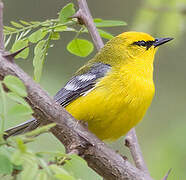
[65,70,155,141]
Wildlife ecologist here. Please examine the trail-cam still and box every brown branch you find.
[161,169,172,180]
[73,0,104,50]
[125,129,149,174]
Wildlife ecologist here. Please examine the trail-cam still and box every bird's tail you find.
[4,119,40,139]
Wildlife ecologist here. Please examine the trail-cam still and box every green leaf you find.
[33,40,46,82]
[0,146,15,158]
[54,25,76,33]
[0,153,13,174]
[28,29,48,43]
[19,20,31,26]
[94,19,127,27]
[6,92,30,107]
[10,21,24,28]
[67,38,94,57]
[30,21,40,25]
[80,28,113,39]
[4,26,17,32]
[54,25,67,32]
[16,138,27,153]
[7,104,33,118]
[3,75,27,97]
[93,18,102,22]
[34,40,46,55]
[41,22,51,27]
[97,29,113,40]
[10,39,29,59]
[51,32,60,40]
[26,123,56,137]
[59,3,75,23]
[64,154,101,180]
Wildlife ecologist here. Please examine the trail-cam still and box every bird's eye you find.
[133,40,147,46]
[138,41,146,46]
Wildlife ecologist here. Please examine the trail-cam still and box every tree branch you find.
[125,129,149,174]
[72,0,104,50]
[161,169,171,180]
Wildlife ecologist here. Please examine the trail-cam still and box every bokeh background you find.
[3,0,186,179]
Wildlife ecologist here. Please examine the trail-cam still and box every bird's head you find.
[96,31,173,66]
[119,32,173,63]
[117,32,173,60]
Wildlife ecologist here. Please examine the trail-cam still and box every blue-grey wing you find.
[54,62,111,107]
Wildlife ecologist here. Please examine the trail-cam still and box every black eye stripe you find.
[134,40,146,46]
[133,40,155,50]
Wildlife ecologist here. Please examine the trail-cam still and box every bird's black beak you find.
[153,37,173,47]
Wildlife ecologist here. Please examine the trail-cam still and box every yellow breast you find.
[65,65,155,141]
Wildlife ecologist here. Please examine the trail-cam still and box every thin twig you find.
[161,169,172,180]
[125,128,149,175]
[0,1,4,49]
[73,0,104,50]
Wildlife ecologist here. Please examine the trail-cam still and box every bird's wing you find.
[5,63,111,138]
[54,62,111,107]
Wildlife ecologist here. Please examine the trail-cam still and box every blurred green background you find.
[3,0,186,179]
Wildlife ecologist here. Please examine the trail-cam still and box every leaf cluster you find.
[0,134,100,180]
[4,3,126,82]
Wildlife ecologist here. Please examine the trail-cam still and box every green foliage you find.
[94,18,127,27]
[7,104,33,118]
[3,75,27,97]
[59,3,75,23]
[33,39,48,82]
[67,38,94,57]
[10,39,29,59]
[0,75,33,141]
[3,2,126,82]
[97,29,114,40]
[28,29,48,43]
[0,153,13,174]
[0,68,101,180]
[6,92,30,107]
[0,135,101,180]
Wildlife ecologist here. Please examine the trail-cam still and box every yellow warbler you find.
[5,32,173,141]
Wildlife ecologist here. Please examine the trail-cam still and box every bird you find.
[5,31,173,141]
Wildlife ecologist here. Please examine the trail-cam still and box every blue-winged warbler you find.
[5,32,173,141]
